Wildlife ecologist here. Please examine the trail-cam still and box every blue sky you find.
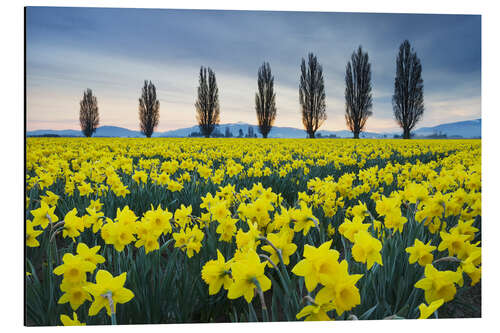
[26,7,481,133]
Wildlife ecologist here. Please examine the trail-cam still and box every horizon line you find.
[26,117,481,135]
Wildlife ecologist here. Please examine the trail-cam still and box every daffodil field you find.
[25,138,481,325]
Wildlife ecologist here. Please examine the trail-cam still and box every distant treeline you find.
[189,126,258,138]
[28,134,64,138]
[392,133,472,139]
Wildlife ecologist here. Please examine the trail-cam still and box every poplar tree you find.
[195,67,220,138]
[79,88,99,137]
[299,53,326,138]
[255,62,277,138]
[392,40,424,139]
[139,80,160,138]
[345,46,373,139]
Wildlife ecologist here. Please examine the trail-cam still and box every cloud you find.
[423,97,481,125]
[26,8,481,133]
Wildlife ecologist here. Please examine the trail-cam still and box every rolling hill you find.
[27,118,481,139]
[413,119,481,138]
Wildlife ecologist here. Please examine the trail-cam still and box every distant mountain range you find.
[413,118,481,138]
[27,118,481,139]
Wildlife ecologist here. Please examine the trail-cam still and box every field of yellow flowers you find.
[25,138,481,325]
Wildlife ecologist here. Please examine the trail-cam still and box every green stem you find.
[102,291,117,325]
[47,237,55,310]
[160,238,174,254]
[258,237,286,269]
[118,251,121,273]
[257,237,293,293]
[251,278,269,322]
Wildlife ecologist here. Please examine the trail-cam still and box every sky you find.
[26,7,481,133]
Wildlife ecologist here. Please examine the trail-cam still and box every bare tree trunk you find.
[403,128,411,139]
